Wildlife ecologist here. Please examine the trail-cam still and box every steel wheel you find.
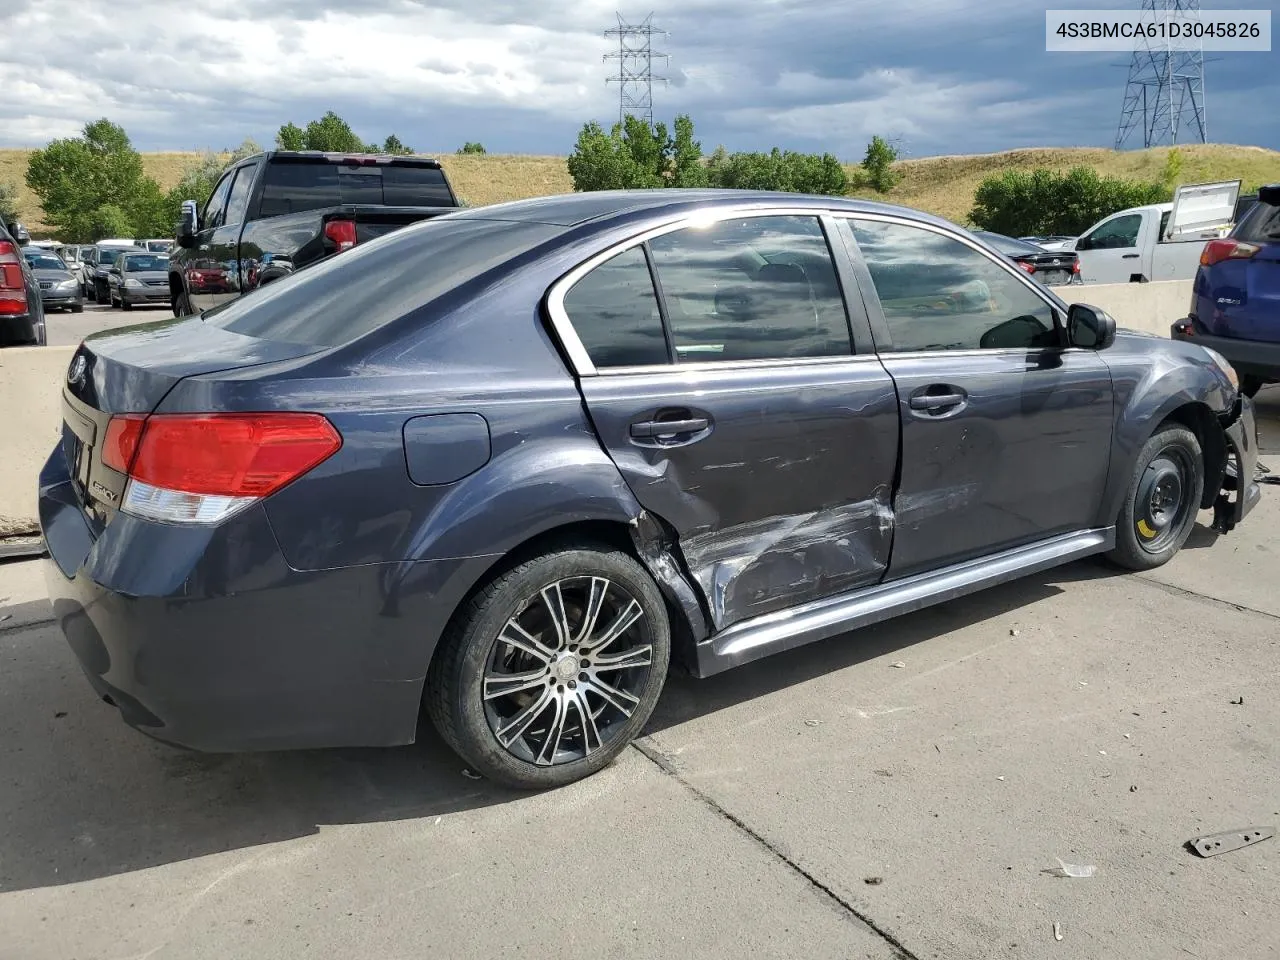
[1134,445,1195,553]
[483,576,652,766]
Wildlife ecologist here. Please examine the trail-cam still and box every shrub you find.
[861,136,900,193]
[706,147,847,195]
[457,142,487,155]
[567,115,707,191]
[969,166,1170,236]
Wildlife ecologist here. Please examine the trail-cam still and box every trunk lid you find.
[1165,180,1241,242]
[60,317,323,528]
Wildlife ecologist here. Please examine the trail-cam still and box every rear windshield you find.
[257,160,454,218]
[202,217,562,348]
[125,255,168,271]
[1234,200,1280,244]
[977,232,1043,256]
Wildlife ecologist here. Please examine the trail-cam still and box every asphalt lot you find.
[45,299,175,346]
[1,372,1278,958]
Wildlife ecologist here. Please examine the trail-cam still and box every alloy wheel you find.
[482,576,653,766]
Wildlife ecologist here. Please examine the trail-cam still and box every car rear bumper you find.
[37,445,488,753]
[1171,319,1280,381]
[0,313,41,345]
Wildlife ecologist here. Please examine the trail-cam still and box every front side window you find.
[647,215,852,363]
[1080,213,1142,250]
[203,171,235,230]
[562,247,668,368]
[850,219,1056,352]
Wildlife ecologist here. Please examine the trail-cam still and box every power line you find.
[1115,0,1207,148]
[604,13,669,130]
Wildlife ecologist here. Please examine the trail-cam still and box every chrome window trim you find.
[544,206,853,378]
[829,211,1068,334]
[593,353,885,378]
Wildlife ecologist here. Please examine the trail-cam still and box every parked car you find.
[0,215,46,346]
[107,252,170,310]
[1019,235,1077,252]
[40,191,1259,789]
[137,238,171,253]
[1073,180,1240,284]
[56,244,87,285]
[22,248,84,312]
[169,150,459,315]
[974,231,1081,285]
[1172,183,1280,397]
[84,242,143,303]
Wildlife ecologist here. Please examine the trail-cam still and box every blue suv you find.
[1174,183,1280,396]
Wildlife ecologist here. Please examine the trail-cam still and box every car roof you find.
[448,189,962,231]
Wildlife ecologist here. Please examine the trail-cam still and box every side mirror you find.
[176,200,198,248]
[1067,303,1117,350]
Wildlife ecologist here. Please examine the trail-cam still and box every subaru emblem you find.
[67,354,87,386]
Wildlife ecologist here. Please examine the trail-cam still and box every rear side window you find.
[562,247,668,368]
[224,163,259,225]
[1235,201,1280,244]
[647,215,852,363]
[203,218,562,348]
[258,161,453,217]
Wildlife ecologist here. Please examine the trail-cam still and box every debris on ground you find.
[54,711,67,719]
[1051,859,1097,878]
[890,661,906,669]
[1053,922,1063,942]
[1130,785,1138,793]
[0,614,11,623]
[1231,696,1245,705]
[460,769,483,780]
[997,776,1006,781]
[863,877,884,885]
[1188,827,1273,858]
[803,719,822,727]
[1009,628,1020,637]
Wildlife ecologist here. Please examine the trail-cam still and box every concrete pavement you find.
[3,493,1278,958]
[45,300,174,347]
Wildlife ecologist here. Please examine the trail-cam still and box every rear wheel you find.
[121,300,133,311]
[426,543,670,789]
[70,303,83,313]
[1108,423,1204,570]
[173,290,193,316]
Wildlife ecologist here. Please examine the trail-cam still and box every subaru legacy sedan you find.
[40,191,1259,789]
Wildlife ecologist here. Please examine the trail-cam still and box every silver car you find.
[22,248,85,312]
[107,251,171,310]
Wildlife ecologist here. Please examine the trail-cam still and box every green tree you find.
[276,122,305,150]
[861,135,900,193]
[87,204,135,241]
[0,180,19,224]
[707,147,846,194]
[382,134,414,155]
[567,114,706,191]
[970,166,1169,236]
[457,141,487,155]
[25,118,164,241]
[300,111,367,152]
[228,138,263,163]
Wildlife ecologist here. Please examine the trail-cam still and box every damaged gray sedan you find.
[41,191,1259,789]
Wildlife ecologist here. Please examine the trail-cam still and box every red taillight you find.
[102,414,146,474]
[0,238,27,316]
[1201,238,1260,267]
[106,412,341,497]
[1072,258,1081,274]
[324,219,358,252]
[1017,261,1036,274]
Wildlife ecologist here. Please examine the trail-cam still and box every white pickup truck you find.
[1072,180,1241,284]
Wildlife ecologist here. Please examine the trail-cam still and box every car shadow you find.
[0,558,1118,894]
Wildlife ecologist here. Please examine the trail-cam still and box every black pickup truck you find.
[170,151,460,314]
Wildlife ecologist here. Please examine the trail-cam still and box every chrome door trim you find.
[544,206,855,378]
[692,527,1114,677]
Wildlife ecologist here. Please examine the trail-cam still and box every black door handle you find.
[1121,253,1140,259]
[908,393,965,411]
[630,417,709,439]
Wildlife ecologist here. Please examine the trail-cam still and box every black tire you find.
[1240,375,1264,399]
[1108,423,1204,571]
[70,303,83,313]
[426,542,670,789]
[121,300,133,311]
[173,290,193,316]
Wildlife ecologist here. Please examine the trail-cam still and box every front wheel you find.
[1108,423,1204,571]
[426,543,670,789]
[121,300,132,311]
[70,303,84,313]
[173,290,193,317]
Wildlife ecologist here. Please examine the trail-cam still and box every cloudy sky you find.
[1,0,1275,158]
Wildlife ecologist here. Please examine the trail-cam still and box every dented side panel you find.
[578,359,900,630]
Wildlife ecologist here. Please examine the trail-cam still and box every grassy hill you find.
[3,143,1277,237]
